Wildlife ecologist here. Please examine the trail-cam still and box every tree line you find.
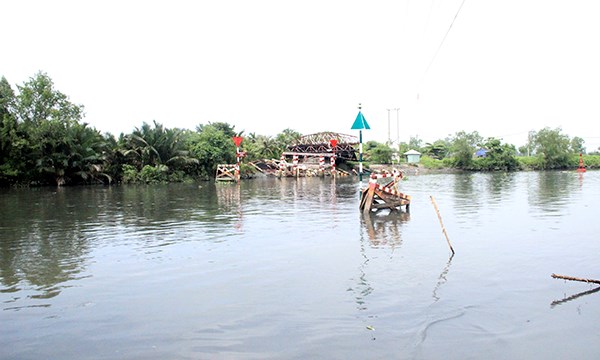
[0,72,302,186]
[365,129,598,171]
[1,72,597,187]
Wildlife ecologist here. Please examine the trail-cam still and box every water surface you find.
[1,171,599,359]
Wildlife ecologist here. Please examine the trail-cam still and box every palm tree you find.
[259,136,279,159]
[124,120,198,171]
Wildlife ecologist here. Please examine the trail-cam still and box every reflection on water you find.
[0,188,92,303]
[361,211,409,248]
[452,172,517,221]
[432,254,454,302]
[551,286,600,308]
[351,211,410,314]
[1,171,599,359]
[528,171,579,216]
[216,183,243,232]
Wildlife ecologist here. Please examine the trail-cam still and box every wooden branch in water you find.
[551,286,600,308]
[551,273,600,285]
[430,196,455,255]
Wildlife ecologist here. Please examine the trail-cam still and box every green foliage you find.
[0,72,106,186]
[580,154,600,168]
[239,163,257,178]
[448,131,482,169]
[532,127,572,169]
[123,120,197,171]
[518,154,600,170]
[517,145,529,156]
[197,122,237,138]
[188,122,237,179]
[0,76,15,121]
[13,71,84,125]
[397,142,410,157]
[475,138,520,171]
[570,136,585,154]
[275,128,301,147]
[122,164,139,184]
[4,72,600,186]
[0,96,20,184]
[138,164,169,183]
[28,120,109,185]
[365,142,393,164]
[242,129,302,162]
[125,163,190,184]
[408,136,423,152]
[516,156,540,170]
[419,155,447,169]
[422,140,449,159]
[168,170,189,183]
[101,133,127,183]
[244,133,280,161]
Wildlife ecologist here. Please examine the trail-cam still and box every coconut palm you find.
[31,120,109,185]
[123,120,198,171]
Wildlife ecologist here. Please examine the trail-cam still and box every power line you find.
[419,0,467,88]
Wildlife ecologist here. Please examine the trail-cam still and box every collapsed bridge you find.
[218,131,360,180]
[283,131,358,161]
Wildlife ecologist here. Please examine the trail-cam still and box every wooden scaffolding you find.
[215,164,239,182]
[359,172,411,213]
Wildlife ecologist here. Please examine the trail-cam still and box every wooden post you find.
[319,155,325,176]
[292,154,299,177]
[330,154,336,177]
[359,182,377,214]
[232,136,243,182]
[551,273,600,285]
[279,154,286,177]
[430,196,455,255]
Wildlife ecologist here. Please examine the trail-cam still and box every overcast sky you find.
[3,0,600,150]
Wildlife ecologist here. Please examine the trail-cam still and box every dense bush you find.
[138,165,169,184]
[419,155,450,169]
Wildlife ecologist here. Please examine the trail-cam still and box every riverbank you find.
[366,163,461,176]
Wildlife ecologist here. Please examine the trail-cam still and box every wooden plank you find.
[359,183,376,213]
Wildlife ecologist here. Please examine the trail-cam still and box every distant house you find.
[404,149,421,164]
[475,148,488,158]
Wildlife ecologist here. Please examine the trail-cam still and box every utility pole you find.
[394,108,400,145]
[394,108,400,164]
[386,109,391,145]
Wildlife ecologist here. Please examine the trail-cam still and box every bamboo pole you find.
[551,273,600,285]
[430,196,455,255]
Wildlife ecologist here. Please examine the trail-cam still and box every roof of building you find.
[404,149,421,155]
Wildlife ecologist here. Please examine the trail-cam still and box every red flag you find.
[232,136,243,147]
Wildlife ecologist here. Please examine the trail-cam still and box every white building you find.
[404,149,421,164]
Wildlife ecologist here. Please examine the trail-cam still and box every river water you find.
[1,171,599,359]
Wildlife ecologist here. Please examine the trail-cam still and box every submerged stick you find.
[430,196,455,255]
[551,286,600,308]
[551,273,600,285]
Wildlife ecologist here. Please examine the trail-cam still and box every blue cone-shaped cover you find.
[351,111,371,130]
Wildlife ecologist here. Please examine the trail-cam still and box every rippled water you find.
[1,171,599,359]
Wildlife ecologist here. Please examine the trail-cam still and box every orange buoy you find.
[577,153,586,173]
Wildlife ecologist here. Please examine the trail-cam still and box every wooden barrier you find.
[360,180,411,213]
[215,164,239,182]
